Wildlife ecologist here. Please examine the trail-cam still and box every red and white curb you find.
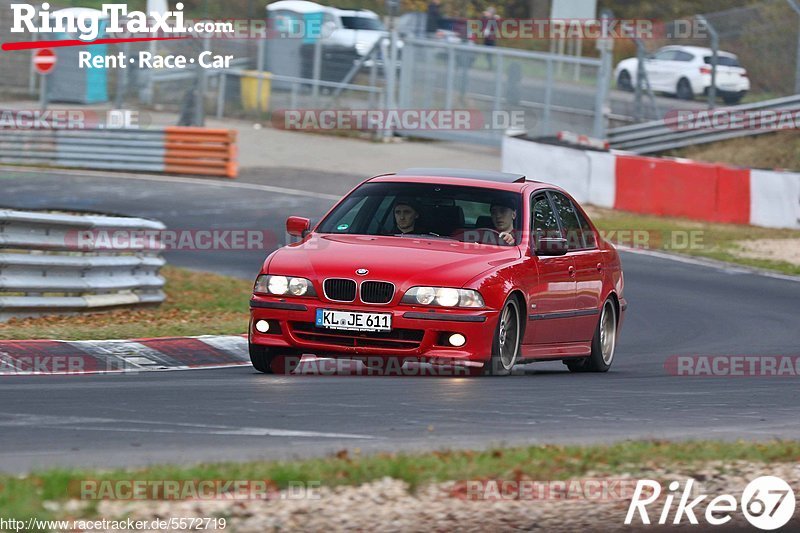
[0,335,250,376]
[0,335,485,376]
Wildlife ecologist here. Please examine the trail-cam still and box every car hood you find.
[267,234,520,288]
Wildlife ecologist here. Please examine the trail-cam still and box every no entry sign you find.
[33,48,57,74]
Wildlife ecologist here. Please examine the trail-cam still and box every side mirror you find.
[535,237,569,256]
[286,216,310,237]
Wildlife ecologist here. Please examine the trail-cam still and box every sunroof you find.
[395,168,526,183]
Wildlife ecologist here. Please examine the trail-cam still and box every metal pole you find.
[492,52,504,113]
[312,39,322,105]
[143,40,157,105]
[290,80,298,110]
[28,33,37,95]
[369,47,378,109]
[384,23,398,141]
[194,37,210,126]
[39,74,48,111]
[445,45,455,110]
[114,42,129,109]
[787,0,800,93]
[635,39,645,122]
[696,15,718,109]
[256,38,265,112]
[543,57,553,135]
[592,10,613,139]
[216,72,226,119]
[398,40,414,109]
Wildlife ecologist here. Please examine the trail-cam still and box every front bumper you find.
[249,295,499,363]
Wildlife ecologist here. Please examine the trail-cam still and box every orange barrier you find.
[164,127,238,179]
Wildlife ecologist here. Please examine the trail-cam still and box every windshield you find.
[341,16,385,31]
[317,182,523,245]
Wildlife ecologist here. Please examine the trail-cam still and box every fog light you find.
[448,333,466,347]
[255,320,270,333]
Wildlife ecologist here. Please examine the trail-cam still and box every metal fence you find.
[0,210,166,322]
[398,37,608,145]
[204,35,611,146]
[608,93,800,154]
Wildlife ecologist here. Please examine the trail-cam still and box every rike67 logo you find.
[625,476,796,530]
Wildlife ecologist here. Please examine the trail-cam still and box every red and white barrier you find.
[502,134,800,230]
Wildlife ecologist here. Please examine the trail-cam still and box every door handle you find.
[597,263,603,272]
[568,266,576,277]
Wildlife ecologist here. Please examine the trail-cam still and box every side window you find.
[574,206,597,249]
[549,192,583,250]
[653,49,676,61]
[530,194,560,245]
[674,51,694,62]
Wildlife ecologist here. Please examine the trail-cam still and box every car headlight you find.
[401,287,484,308]
[254,275,316,297]
[355,41,370,56]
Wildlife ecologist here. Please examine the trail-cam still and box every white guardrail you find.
[0,209,166,322]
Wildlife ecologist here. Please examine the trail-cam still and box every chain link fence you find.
[398,37,607,145]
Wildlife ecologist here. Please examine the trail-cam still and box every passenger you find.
[490,199,517,245]
[392,198,423,235]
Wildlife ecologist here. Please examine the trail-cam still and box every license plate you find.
[316,309,392,332]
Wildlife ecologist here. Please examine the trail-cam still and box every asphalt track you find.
[1,168,799,473]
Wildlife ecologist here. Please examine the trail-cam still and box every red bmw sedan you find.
[249,168,626,376]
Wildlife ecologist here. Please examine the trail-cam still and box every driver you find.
[392,198,423,235]
[490,199,517,245]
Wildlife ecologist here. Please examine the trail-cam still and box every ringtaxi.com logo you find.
[625,476,796,530]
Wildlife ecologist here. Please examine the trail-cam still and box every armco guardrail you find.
[0,126,238,178]
[608,94,800,154]
[0,209,166,322]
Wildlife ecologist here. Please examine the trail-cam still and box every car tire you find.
[482,297,522,376]
[617,70,633,92]
[722,93,743,105]
[566,299,617,373]
[676,78,694,100]
[249,343,301,375]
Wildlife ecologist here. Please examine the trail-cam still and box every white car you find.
[614,45,750,104]
[322,7,392,58]
[267,1,401,60]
